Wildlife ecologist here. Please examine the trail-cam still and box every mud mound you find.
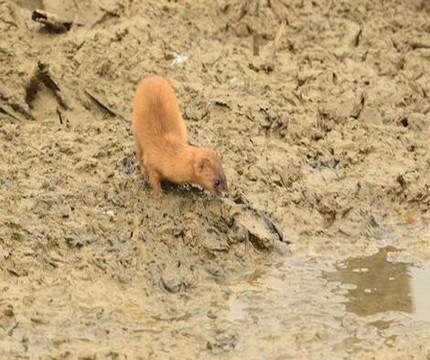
[1,0,429,357]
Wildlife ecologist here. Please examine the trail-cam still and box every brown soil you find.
[0,0,429,358]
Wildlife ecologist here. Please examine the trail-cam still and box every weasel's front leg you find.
[147,167,162,197]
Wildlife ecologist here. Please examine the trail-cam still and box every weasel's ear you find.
[197,158,211,173]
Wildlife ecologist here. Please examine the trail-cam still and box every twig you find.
[351,92,366,119]
[252,0,260,56]
[56,107,64,124]
[25,61,70,110]
[0,105,20,121]
[0,88,33,120]
[266,20,286,59]
[253,0,260,16]
[273,20,286,51]
[32,9,72,33]
[85,89,118,117]
[352,27,362,47]
[253,33,260,56]
[410,41,430,50]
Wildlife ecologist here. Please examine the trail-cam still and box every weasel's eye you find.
[214,178,221,187]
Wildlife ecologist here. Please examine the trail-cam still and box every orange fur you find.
[132,76,228,196]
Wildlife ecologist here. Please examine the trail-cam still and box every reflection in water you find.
[325,246,430,322]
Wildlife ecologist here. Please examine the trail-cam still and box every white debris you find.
[170,53,188,66]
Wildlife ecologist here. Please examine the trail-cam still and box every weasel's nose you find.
[220,185,228,198]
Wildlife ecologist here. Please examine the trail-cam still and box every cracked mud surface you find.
[1,0,430,358]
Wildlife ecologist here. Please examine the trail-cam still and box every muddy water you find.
[326,246,430,322]
[6,240,430,359]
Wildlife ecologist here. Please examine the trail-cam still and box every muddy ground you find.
[0,0,430,358]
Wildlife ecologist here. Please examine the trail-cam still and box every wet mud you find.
[0,0,430,358]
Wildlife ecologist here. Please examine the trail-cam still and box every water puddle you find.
[325,246,430,322]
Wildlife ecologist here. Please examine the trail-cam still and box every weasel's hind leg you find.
[135,141,148,177]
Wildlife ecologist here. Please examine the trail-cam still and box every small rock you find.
[203,236,229,253]
[238,212,281,250]
[207,309,218,319]
[160,268,187,293]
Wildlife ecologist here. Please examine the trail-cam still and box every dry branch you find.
[253,34,260,56]
[271,20,286,54]
[0,87,33,120]
[84,89,118,118]
[25,61,70,110]
[31,9,72,33]
[0,105,20,121]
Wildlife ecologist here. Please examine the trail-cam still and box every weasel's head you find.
[193,148,228,196]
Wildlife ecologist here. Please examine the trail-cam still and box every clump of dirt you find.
[0,0,429,357]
